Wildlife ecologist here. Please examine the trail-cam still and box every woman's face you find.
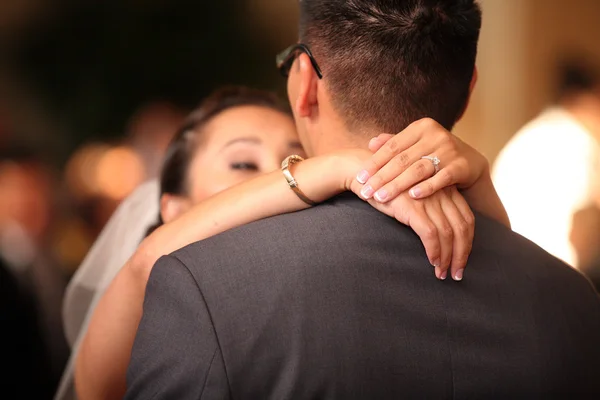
[186,105,303,204]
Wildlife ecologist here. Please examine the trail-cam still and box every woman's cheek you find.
[189,173,251,204]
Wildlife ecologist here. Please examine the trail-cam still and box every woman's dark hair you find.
[145,86,291,236]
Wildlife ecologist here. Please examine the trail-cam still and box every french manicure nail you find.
[369,137,378,147]
[361,184,374,199]
[431,259,440,268]
[356,170,370,184]
[440,270,448,281]
[454,269,464,281]
[374,189,388,202]
[409,187,422,198]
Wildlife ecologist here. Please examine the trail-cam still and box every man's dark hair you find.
[299,0,482,133]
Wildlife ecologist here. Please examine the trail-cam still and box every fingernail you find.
[361,184,374,199]
[434,266,445,280]
[369,137,378,147]
[454,269,464,281]
[409,187,422,198]
[431,259,440,268]
[356,170,370,184]
[374,188,388,202]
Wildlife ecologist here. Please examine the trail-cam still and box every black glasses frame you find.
[276,43,323,79]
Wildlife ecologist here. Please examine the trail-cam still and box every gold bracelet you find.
[281,155,318,206]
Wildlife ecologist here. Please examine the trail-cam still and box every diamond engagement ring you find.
[421,155,441,174]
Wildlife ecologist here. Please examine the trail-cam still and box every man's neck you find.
[309,118,374,157]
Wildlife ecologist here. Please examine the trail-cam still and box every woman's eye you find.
[231,162,259,171]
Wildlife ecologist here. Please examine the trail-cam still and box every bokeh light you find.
[95,146,144,200]
[65,143,110,200]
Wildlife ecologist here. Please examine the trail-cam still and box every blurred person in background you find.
[125,101,187,179]
[64,101,185,239]
[570,204,600,291]
[73,82,511,399]
[493,60,600,268]
[55,101,187,281]
[0,149,69,396]
[1,254,54,399]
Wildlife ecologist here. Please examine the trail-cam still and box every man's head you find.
[282,0,481,156]
[556,59,599,102]
[555,59,600,136]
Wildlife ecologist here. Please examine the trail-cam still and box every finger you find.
[368,134,394,152]
[356,130,421,184]
[362,144,432,200]
[439,191,472,281]
[406,205,441,272]
[423,199,454,280]
[408,165,458,199]
[372,159,436,203]
[450,189,475,282]
[363,144,435,201]
[450,187,475,229]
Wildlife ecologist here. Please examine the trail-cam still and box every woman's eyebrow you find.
[221,137,262,150]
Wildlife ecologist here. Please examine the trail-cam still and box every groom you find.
[126,1,600,398]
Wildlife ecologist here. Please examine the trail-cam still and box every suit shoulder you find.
[474,213,599,299]
[171,194,412,271]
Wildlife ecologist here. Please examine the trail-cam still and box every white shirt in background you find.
[492,107,600,268]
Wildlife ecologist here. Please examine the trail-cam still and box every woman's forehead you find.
[202,105,297,148]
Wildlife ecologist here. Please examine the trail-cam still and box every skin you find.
[161,105,305,222]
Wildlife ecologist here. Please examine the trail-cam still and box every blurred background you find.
[1,0,600,395]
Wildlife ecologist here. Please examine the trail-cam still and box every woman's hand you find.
[333,118,491,281]
[337,148,475,281]
[350,179,475,281]
[355,118,489,202]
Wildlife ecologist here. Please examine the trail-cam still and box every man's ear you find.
[295,53,320,118]
[470,66,478,93]
[456,66,478,122]
[160,194,191,224]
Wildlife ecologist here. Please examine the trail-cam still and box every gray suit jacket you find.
[126,194,600,399]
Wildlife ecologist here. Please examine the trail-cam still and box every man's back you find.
[127,194,600,399]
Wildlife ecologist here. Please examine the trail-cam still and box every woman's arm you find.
[75,153,363,400]
[459,165,510,228]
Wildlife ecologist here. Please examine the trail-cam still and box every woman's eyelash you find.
[231,162,259,171]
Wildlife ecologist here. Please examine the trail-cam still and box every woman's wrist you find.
[472,155,491,188]
[461,170,511,228]
[288,154,355,203]
[462,164,492,197]
[328,150,372,192]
